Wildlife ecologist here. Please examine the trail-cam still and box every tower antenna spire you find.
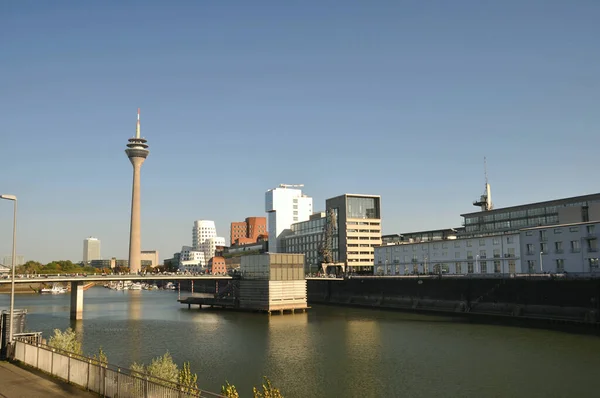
[136,108,141,139]
[484,156,488,186]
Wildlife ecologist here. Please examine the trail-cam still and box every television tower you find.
[125,108,149,274]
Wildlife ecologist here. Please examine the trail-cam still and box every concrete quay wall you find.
[307,277,600,328]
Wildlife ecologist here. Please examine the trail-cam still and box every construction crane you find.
[279,184,304,189]
[318,208,345,275]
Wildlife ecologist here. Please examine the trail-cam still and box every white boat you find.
[41,284,67,294]
[130,282,143,290]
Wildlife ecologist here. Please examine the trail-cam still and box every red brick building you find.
[230,217,267,245]
[208,256,227,275]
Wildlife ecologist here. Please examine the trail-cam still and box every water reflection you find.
[3,289,600,397]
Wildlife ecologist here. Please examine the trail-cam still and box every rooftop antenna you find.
[484,156,488,186]
[473,156,493,211]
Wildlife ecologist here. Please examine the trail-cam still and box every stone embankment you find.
[307,277,600,330]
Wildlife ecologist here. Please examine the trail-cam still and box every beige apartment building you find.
[281,193,381,274]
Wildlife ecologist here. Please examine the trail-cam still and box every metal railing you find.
[10,338,224,398]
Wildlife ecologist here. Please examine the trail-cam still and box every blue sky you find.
[1,1,599,264]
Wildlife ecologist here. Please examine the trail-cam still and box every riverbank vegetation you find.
[47,328,283,397]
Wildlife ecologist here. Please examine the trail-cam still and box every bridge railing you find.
[10,338,224,398]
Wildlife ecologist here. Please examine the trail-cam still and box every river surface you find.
[1,287,600,397]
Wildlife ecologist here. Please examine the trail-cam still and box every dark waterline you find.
[2,287,600,397]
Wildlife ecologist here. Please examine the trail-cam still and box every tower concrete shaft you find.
[125,109,149,274]
[128,156,145,273]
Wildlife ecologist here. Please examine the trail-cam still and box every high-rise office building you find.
[2,255,25,267]
[83,237,101,263]
[265,184,313,253]
[281,194,381,273]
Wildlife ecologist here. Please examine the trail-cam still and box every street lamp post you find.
[539,251,543,273]
[1,194,17,343]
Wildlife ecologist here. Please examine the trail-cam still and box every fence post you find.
[117,368,120,397]
[145,375,149,398]
[51,349,54,375]
[68,354,71,383]
[36,343,39,368]
[23,341,26,363]
[103,365,106,396]
[87,359,91,390]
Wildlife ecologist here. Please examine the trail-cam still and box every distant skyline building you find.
[140,250,159,268]
[83,237,101,263]
[230,217,267,245]
[125,108,149,274]
[1,255,25,268]
[192,220,225,265]
[265,184,313,253]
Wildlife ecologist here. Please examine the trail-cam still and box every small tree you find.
[221,381,240,398]
[91,347,108,366]
[48,328,82,355]
[253,377,283,398]
[178,361,198,392]
[146,352,179,386]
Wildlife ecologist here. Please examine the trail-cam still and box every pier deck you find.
[178,296,308,315]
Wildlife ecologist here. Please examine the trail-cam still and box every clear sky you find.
[1,0,599,264]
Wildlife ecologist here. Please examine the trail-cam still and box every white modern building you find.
[520,221,599,274]
[190,220,225,266]
[377,191,600,276]
[265,184,313,253]
[83,237,101,263]
[375,231,521,275]
[179,245,205,271]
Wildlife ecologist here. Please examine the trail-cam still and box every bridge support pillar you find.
[70,281,84,320]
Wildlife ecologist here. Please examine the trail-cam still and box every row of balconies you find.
[526,247,598,256]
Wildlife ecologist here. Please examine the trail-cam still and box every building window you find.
[467,241,472,247]
[493,238,500,245]
[569,226,579,232]
[455,252,460,259]
[442,243,448,249]
[479,239,486,246]
[454,241,460,248]
[554,228,562,234]
[589,258,599,270]
[507,237,514,244]
[493,249,500,258]
[455,262,462,274]
[587,225,596,235]
[539,230,547,241]
[467,251,473,259]
[479,250,486,259]
[571,240,581,253]
[526,244,534,255]
[494,260,501,273]
[556,259,565,273]
[467,262,474,273]
[527,260,536,273]
[507,248,515,257]
[541,243,548,253]
[480,261,487,273]
[508,260,516,273]
[555,241,563,254]
[525,231,533,236]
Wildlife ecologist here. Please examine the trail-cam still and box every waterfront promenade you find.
[0,361,97,397]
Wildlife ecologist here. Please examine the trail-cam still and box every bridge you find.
[0,274,232,320]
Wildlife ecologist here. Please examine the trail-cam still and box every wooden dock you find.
[178,296,308,315]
